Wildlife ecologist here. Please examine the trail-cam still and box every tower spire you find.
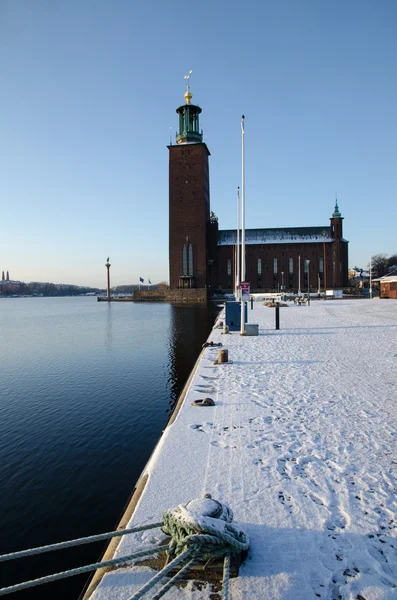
[332,196,342,218]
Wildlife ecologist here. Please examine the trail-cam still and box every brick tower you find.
[168,76,213,289]
[329,199,348,287]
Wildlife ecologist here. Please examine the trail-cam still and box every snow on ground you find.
[91,299,397,600]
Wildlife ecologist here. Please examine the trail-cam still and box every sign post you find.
[240,281,250,301]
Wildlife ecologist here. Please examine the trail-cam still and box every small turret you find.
[175,71,203,144]
[330,196,343,241]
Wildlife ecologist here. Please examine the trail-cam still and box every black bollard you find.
[275,304,280,330]
[251,296,253,310]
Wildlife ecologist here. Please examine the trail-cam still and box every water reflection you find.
[166,304,220,414]
[0,298,220,600]
[105,302,113,352]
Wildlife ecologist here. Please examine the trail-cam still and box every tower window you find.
[257,258,262,276]
[188,244,193,277]
[289,258,293,274]
[182,245,187,275]
[319,257,323,273]
[182,242,194,276]
[227,259,232,276]
[273,258,278,274]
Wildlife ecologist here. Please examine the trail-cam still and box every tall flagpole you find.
[236,186,240,298]
[240,116,246,335]
[369,256,372,299]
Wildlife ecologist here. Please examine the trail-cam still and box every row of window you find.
[227,257,324,276]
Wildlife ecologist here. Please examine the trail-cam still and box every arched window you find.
[188,244,194,276]
[319,257,323,273]
[257,258,262,276]
[182,244,187,275]
[304,258,309,273]
[289,258,293,274]
[227,259,232,276]
[182,242,194,276]
[273,258,278,274]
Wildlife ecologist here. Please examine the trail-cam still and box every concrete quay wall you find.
[133,289,208,303]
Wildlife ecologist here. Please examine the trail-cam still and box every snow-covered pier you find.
[87,299,397,600]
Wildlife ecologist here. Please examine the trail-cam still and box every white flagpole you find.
[240,116,246,334]
[369,256,372,299]
[236,187,240,299]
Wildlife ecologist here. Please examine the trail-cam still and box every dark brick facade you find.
[216,235,349,292]
[168,143,212,289]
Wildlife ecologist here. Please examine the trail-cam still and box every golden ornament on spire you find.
[184,70,193,104]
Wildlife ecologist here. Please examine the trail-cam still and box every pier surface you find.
[88,299,397,600]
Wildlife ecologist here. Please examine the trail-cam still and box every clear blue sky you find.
[1,0,396,287]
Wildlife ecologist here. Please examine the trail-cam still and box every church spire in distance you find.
[175,70,203,144]
[332,193,342,218]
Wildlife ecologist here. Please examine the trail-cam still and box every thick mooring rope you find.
[128,495,250,600]
[0,496,249,600]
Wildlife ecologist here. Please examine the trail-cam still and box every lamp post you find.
[322,230,327,298]
[281,271,284,297]
[306,259,311,305]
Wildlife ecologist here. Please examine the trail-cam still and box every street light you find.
[306,259,311,305]
[322,230,327,298]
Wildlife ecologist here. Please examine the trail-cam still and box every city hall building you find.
[169,84,348,294]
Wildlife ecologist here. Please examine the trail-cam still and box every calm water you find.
[0,297,219,598]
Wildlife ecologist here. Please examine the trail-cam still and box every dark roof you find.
[218,226,336,246]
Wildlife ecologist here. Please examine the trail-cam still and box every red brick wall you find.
[216,241,349,291]
[169,143,211,289]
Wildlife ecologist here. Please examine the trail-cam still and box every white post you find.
[236,187,240,299]
[307,259,311,305]
[369,256,372,299]
[240,116,246,334]
[298,254,301,296]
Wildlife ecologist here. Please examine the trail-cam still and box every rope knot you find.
[162,495,249,561]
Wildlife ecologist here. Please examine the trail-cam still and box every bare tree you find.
[370,254,389,278]
[387,254,397,270]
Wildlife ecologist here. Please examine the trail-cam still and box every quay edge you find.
[80,306,222,599]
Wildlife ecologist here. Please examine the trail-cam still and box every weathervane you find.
[184,70,193,104]
[184,69,192,88]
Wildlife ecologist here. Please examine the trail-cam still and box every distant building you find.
[374,268,397,299]
[168,84,349,292]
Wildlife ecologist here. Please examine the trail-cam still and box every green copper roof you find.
[332,200,342,218]
[175,103,203,144]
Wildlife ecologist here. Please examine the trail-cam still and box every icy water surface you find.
[0,297,219,598]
